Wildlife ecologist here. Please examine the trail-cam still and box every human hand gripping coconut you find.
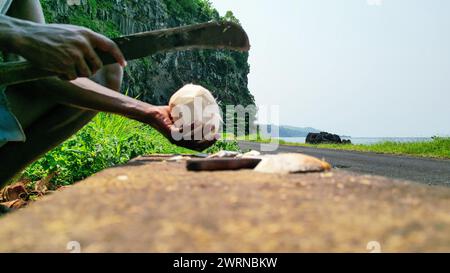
[150,84,222,151]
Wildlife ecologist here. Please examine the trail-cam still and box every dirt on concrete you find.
[0,155,449,253]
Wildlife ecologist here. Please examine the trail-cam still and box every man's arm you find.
[0,14,126,79]
[33,77,156,125]
[25,78,216,151]
[0,14,25,52]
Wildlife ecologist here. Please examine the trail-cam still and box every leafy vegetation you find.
[41,0,121,37]
[23,113,240,187]
[163,0,220,23]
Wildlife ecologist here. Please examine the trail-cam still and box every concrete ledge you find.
[0,155,449,252]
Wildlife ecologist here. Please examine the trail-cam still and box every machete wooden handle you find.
[186,158,262,172]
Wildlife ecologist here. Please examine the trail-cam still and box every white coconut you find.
[169,84,222,140]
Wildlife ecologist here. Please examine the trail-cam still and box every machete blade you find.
[100,21,250,65]
[0,21,250,86]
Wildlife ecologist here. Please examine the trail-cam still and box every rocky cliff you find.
[41,0,255,110]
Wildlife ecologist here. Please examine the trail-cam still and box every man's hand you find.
[149,106,218,152]
[12,22,126,80]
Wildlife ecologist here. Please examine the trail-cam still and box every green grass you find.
[23,113,240,187]
[226,134,450,159]
[307,138,450,159]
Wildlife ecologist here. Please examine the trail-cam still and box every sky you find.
[210,0,450,137]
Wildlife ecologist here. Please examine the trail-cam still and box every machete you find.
[186,158,262,172]
[0,21,250,86]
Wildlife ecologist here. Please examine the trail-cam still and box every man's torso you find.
[0,0,27,147]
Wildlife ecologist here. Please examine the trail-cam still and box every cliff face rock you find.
[41,0,255,109]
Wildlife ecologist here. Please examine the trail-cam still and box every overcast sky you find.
[210,0,450,137]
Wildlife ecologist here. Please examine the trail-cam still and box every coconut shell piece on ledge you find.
[254,153,331,174]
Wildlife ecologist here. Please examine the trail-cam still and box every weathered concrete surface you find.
[0,155,449,253]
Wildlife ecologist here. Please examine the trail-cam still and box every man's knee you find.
[92,64,123,92]
[7,0,45,24]
[104,64,124,91]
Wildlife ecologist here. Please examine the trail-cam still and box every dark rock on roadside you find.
[306,132,352,144]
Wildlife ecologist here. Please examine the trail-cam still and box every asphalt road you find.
[239,141,450,186]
